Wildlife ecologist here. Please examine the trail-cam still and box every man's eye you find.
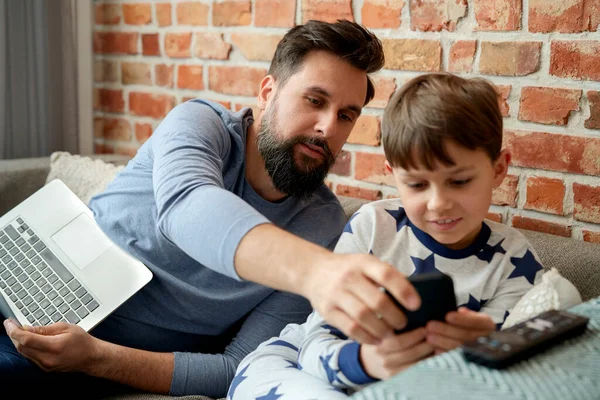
[339,113,353,122]
[307,97,322,106]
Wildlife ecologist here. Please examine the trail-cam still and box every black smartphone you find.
[385,271,457,333]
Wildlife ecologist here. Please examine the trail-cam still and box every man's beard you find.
[256,104,336,199]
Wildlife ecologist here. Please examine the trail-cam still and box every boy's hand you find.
[425,307,495,354]
[359,328,435,380]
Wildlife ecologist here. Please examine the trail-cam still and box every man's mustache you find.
[296,136,334,160]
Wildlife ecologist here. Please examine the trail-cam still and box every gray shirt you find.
[88,99,347,396]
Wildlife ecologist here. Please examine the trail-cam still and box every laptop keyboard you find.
[0,217,100,326]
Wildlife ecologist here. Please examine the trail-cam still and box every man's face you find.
[390,141,509,250]
[257,50,368,198]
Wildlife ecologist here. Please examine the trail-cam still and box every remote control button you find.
[501,344,512,352]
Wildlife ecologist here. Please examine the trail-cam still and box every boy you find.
[227,72,545,399]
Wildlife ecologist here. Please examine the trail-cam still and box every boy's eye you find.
[406,182,426,189]
[452,178,472,186]
[339,113,353,122]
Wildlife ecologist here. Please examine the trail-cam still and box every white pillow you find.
[45,151,125,205]
[501,268,582,329]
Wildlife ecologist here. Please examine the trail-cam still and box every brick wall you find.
[93,0,600,242]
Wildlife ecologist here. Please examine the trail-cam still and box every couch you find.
[1,154,600,400]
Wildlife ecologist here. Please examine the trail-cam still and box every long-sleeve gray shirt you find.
[88,99,347,397]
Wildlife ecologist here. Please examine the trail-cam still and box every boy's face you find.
[388,141,510,250]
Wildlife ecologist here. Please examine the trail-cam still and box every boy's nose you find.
[427,189,453,212]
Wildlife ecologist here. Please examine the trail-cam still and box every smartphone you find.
[385,271,457,333]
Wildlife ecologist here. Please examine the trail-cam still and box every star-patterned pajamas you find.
[228,199,545,399]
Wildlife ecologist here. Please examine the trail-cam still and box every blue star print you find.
[343,213,360,234]
[496,310,510,330]
[256,385,283,400]
[459,294,482,312]
[410,253,443,275]
[284,360,298,369]
[266,340,298,352]
[386,207,410,232]
[476,239,506,262]
[509,249,543,285]
[320,353,343,384]
[321,324,348,340]
[228,364,248,399]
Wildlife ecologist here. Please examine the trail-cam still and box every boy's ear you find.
[257,75,276,111]
[384,160,393,173]
[493,149,511,187]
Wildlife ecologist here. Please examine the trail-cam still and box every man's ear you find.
[257,75,276,111]
[493,149,511,187]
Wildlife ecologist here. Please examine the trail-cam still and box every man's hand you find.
[304,253,421,345]
[3,319,99,373]
[425,307,496,354]
[360,328,434,380]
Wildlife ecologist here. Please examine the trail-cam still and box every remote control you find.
[461,309,589,369]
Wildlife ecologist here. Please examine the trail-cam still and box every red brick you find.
[369,76,397,109]
[156,3,172,27]
[474,0,522,31]
[176,2,209,25]
[504,130,600,176]
[479,41,541,76]
[355,152,395,186]
[582,230,600,244]
[410,0,467,32]
[94,143,115,154]
[122,3,152,25]
[95,3,121,25]
[94,88,125,113]
[335,184,382,201]
[519,87,582,125]
[301,0,354,23]
[129,92,175,118]
[96,118,132,141]
[573,183,600,223]
[347,116,380,146]
[492,174,518,207]
[512,216,571,237]
[524,176,565,215]
[496,84,511,117]
[155,64,174,87]
[362,0,403,29]
[177,65,204,90]
[165,33,192,58]
[231,34,282,61]
[142,34,160,56]
[550,41,600,81]
[114,145,139,158]
[255,0,296,27]
[213,1,252,26]
[135,123,153,144]
[486,212,503,223]
[383,39,442,72]
[93,32,138,55]
[529,0,600,33]
[448,40,477,73]
[330,150,351,176]
[195,33,232,60]
[209,66,266,96]
[94,59,119,82]
[121,62,152,85]
[585,91,600,129]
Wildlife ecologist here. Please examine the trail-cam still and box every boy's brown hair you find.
[382,73,503,170]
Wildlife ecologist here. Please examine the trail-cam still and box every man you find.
[2,19,421,397]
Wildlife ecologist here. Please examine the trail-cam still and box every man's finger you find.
[334,290,393,341]
[363,263,421,313]
[326,309,380,345]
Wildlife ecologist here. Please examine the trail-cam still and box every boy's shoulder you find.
[356,198,405,215]
[484,218,533,250]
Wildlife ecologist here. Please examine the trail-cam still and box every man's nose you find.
[315,111,338,139]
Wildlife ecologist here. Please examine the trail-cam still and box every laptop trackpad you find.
[52,213,113,270]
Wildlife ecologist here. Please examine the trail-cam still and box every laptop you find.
[0,179,152,332]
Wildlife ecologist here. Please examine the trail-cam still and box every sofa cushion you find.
[45,152,126,205]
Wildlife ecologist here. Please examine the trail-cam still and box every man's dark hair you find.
[268,19,385,106]
[383,73,503,170]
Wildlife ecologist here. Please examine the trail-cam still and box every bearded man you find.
[2,19,421,399]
